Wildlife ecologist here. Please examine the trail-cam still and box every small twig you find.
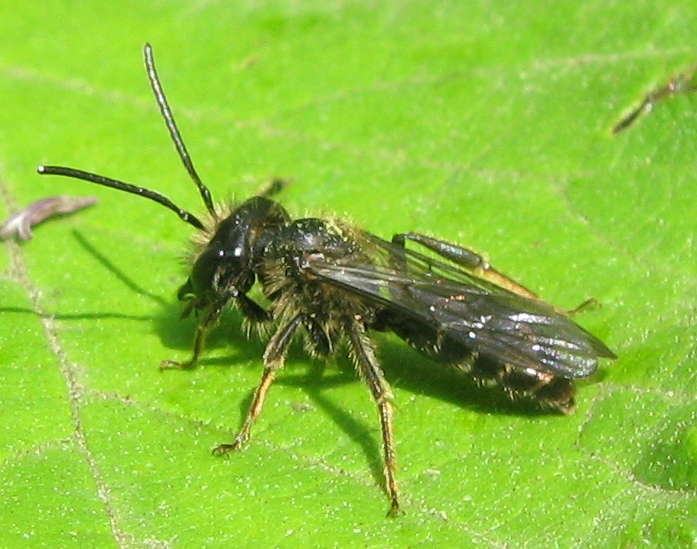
[1,195,98,241]
[612,64,697,134]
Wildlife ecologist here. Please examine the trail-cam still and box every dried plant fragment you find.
[0,195,98,241]
[613,64,697,134]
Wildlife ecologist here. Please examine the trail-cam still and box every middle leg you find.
[346,319,401,516]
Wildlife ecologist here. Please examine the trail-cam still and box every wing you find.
[306,231,615,378]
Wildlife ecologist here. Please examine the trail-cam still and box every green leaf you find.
[1,1,696,547]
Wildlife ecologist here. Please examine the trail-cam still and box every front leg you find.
[161,289,240,370]
[213,313,306,454]
[392,232,538,300]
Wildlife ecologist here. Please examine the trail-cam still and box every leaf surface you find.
[1,1,696,547]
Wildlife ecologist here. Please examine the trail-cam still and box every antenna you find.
[37,43,217,231]
[144,43,215,215]
[37,165,205,230]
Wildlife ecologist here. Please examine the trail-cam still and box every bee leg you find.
[161,311,216,370]
[392,232,538,300]
[161,290,237,370]
[213,313,306,455]
[346,320,402,517]
[238,293,272,322]
[257,177,290,199]
[565,297,600,316]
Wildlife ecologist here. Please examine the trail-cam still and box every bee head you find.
[38,43,291,318]
[177,196,290,316]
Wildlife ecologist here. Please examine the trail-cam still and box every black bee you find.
[38,44,616,515]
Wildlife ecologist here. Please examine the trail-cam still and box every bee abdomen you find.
[385,316,577,413]
[469,353,576,414]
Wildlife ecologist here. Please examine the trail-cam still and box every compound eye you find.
[189,244,255,298]
[190,247,229,294]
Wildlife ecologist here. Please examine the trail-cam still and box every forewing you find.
[306,232,613,378]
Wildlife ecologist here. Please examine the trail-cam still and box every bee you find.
[38,44,616,515]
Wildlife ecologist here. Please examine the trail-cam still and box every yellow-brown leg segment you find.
[213,313,305,455]
[566,297,600,316]
[392,232,538,300]
[160,320,210,370]
[160,291,239,370]
[347,320,401,516]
